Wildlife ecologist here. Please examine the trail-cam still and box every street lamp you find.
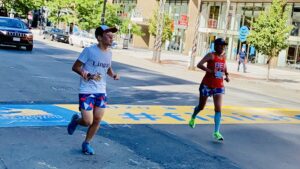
[101,0,107,25]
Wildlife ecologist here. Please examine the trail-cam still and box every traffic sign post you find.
[239,26,250,42]
[239,26,250,61]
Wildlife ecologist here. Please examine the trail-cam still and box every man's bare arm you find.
[107,67,119,80]
[72,60,89,80]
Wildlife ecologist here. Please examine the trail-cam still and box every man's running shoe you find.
[213,132,224,141]
[67,114,79,135]
[189,118,196,128]
[82,142,95,155]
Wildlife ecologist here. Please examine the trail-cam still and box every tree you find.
[247,0,293,80]
[149,10,172,44]
[75,1,121,30]
[3,0,44,17]
[46,0,75,26]
[103,4,122,28]
[119,18,144,36]
[73,0,103,30]
[46,0,121,31]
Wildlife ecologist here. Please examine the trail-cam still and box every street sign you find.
[239,26,250,42]
[178,15,188,28]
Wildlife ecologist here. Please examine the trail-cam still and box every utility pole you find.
[152,0,165,63]
[101,0,107,25]
[188,3,202,70]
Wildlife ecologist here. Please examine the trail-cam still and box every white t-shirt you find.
[77,44,112,94]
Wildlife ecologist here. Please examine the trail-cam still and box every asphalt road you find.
[0,39,299,169]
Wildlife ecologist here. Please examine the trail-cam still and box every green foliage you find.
[149,10,173,43]
[115,4,144,36]
[3,0,144,36]
[46,0,76,25]
[104,4,122,28]
[46,0,121,31]
[3,0,44,17]
[119,18,144,36]
[4,0,145,36]
[247,0,293,62]
[73,0,103,30]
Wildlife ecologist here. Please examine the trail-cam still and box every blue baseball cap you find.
[214,38,228,46]
[95,25,118,37]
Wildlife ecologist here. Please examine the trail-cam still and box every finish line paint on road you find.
[0,104,300,127]
[58,105,300,124]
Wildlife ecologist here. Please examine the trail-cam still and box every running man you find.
[67,25,120,155]
[188,38,230,141]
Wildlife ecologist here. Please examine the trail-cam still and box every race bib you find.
[215,71,223,79]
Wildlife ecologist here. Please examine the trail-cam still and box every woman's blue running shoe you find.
[82,142,95,155]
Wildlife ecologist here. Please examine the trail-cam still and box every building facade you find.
[197,0,300,67]
[110,0,300,67]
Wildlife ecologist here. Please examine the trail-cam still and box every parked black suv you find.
[0,17,33,51]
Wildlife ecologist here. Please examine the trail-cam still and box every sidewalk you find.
[112,46,300,91]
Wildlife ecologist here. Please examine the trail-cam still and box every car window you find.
[52,28,63,33]
[45,27,52,31]
[0,18,27,29]
[82,32,89,37]
[88,34,95,39]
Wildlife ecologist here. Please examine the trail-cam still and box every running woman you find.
[188,38,230,141]
[67,25,119,155]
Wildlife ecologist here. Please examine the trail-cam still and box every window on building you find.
[227,3,237,30]
[166,0,189,4]
[208,6,220,28]
[287,45,300,64]
[218,2,227,30]
[287,46,296,61]
[199,2,209,28]
[263,3,271,12]
[113,0,137,18]
[164,0,189,53]
[241,3,254,28]
[253,3,264,20]
[298,46,300,63]
[291,3,300,37]
[181,4,188,14]
[165,0,189,19]
[235,3,244,30]
[164,0,189,29]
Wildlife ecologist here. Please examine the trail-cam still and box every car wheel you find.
[26,45,33,51]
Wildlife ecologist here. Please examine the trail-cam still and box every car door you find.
[72,31,81,46]
[81,32,90,48]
